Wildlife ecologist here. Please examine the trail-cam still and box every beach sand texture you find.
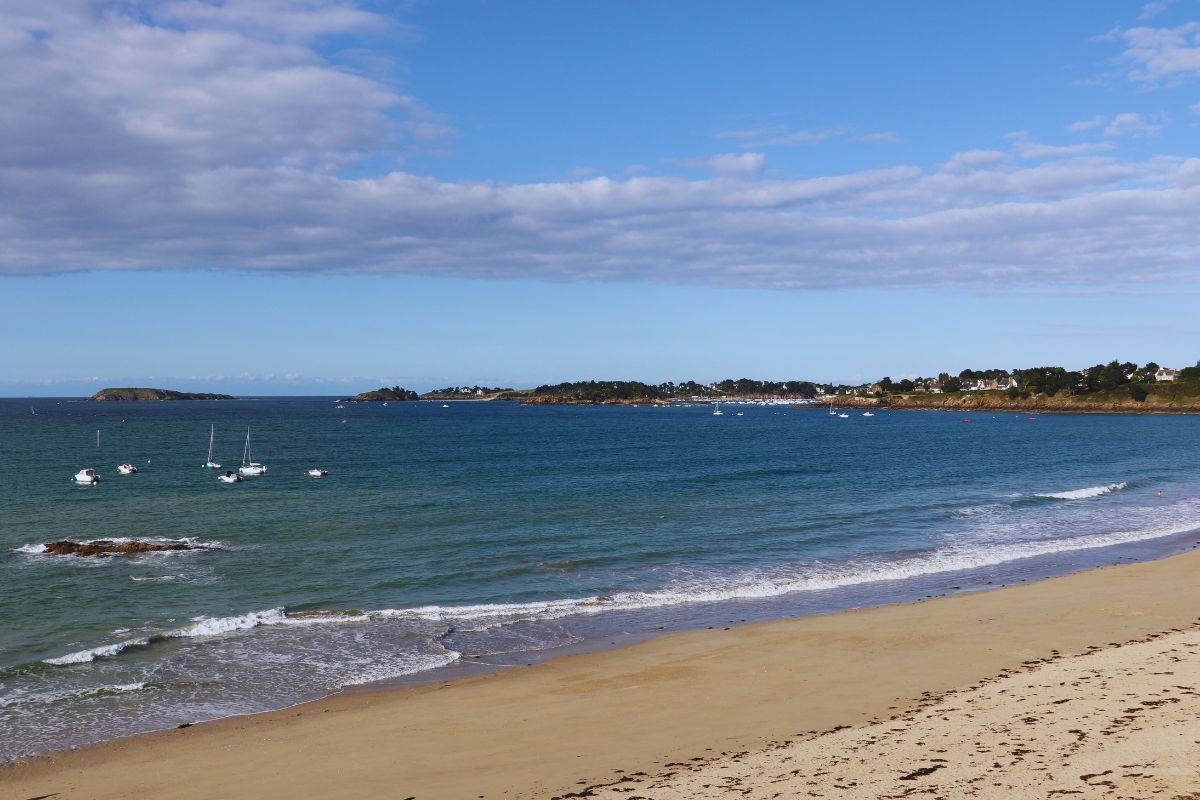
[5,548,1200,800]
[586,628,1200,799]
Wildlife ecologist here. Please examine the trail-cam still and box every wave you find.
[44,638,152,665]
[1034,482,1127,500]
[37,508,1199,671]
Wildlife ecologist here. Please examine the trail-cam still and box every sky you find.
[3,0,1200,395]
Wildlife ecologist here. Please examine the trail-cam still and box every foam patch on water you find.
[338,647,461,688]
[0,682,148,709]
[1034,482,1127,500]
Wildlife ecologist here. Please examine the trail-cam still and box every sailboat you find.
[203,424,221,469]
[828,397,836,415]
[237,427,267,476]
[712,401,724,416]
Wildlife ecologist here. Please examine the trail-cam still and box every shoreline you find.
[8,546,1200,799]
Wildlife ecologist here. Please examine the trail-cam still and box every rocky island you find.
[343,386,420,402]
[90,387,236,401]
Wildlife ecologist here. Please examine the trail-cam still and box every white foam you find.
[36,506,1198,671]
[170,608,288,638]
[338,648,460,688]
[13,544,47,554]
[43,638,150,665]
[1035,482,1127,500]
[0,682,147,709]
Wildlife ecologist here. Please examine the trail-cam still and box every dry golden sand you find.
[586,628,1200,799]
[5,549,1200,800]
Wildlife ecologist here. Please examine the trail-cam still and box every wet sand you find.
[5,547,1200,800]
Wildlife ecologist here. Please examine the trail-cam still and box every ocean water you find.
[2,397,1199,760]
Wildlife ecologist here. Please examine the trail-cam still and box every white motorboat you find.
[203,424,221,469]
[735,411,744,416]
[73,468,100,484]
[862,412,875,417]
[116,463,138,475]
[217,470,242,484]
[441,404,450,408]
[306,468,329,477]
[237,427,267,476]
[838,413,850,418]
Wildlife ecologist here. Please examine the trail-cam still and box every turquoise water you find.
[2,398,1199,759]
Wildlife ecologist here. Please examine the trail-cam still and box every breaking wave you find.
[1034,482,1127,500]
[39,507,1199,669]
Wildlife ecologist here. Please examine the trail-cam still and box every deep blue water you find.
[2,397,1198,759]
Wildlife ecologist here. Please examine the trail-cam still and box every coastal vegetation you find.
[89,387,235,401]
[501,378,821,404]
[420,385,513,400]
[863,360,1200,411]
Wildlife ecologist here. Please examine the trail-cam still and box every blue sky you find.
[3,0,1200,394]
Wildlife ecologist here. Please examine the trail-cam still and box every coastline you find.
[8,546,1200,799]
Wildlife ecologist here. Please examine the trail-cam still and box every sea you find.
[2,397,1199,761]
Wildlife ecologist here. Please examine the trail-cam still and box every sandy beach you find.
[6,547,1200,800]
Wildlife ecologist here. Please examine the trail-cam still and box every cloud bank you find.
[2,2,1200,289]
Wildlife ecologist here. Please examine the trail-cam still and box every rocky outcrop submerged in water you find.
[41,540,220,558]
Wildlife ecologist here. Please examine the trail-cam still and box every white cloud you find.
[939,149,1008,173]
[706,152,765,178]
[1065,113,1163,138]
[1066,115,1106,132]
[2,2,1200,291]
[714,124,896,148]
[1104,112,1165,136]
[1139,1,1174,21]
[1117,21,1200,85]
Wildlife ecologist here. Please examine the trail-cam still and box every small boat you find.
[116,463,138,475]
[713,401,723,416]
[306,468,329,477]
[202,424,221,469]
[441,404,450,408]
[382,402,388,407]
[335,404,346,409]
[862,412,874,417]
[735,411,744,416]
[73,468,100,484]
[217,470,242,484]
[237,427,267,476]
[837,413,849,418]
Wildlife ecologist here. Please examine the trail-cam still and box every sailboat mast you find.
[208,424,215,462]
[243,427,251,466]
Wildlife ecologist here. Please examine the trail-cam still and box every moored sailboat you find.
[203,424,221,469]
[237,427,267,477]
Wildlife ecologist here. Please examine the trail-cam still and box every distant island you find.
[343,386,420,402]
[90,387,236,401]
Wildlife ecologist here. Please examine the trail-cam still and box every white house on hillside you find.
[1156,368,1180,382]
